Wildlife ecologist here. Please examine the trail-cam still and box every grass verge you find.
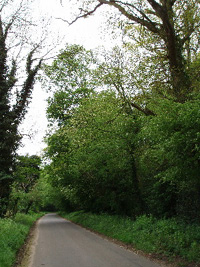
[60,211,200,266]
[0,212,44,267]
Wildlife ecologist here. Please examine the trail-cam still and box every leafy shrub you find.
[0,213,44,267]
[137,98,200,219]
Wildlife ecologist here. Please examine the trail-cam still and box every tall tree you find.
[0,0,43,216]
[67,0,200,102]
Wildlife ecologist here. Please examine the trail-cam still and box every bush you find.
[0,212,44,267]
[137,98,200,219]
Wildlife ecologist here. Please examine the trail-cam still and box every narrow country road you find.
[29,213,162,267]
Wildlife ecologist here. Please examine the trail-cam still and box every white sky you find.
[18,0,120,156]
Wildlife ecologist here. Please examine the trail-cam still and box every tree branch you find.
[4,17,15,39]
[3,1,25,39]
[98,0,160,34]
[181,23,200,45]
[14,50,43,122]
[115,0,162,31]
[111,76,156,116]
[146,0,164,16]
[26,45,40,73]
[0,0,9,13]
[58,3,103,25]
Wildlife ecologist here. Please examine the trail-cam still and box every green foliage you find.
[14,155,41,187]
[8,155,42,215]
[0,212,44,267]
[41,40,200,221]
[61,211,200,265]
[35,168,70,212]
[42,44,97,126]
[0,111,19,215]
[44,91,143,216]
[137,97,200,219]
[44,90,200,220]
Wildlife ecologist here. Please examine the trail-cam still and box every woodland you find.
[0,1,200,265]
[0,0,200,251]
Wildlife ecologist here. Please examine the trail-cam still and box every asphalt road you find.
[30,213,162,267]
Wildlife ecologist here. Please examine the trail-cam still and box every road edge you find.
[14,216,42,267]
[59,214,174,267]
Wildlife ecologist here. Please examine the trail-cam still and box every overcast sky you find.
[18,0,119,156]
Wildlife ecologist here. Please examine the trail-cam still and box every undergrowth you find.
[61,211,200,266]
[0,212,44,267]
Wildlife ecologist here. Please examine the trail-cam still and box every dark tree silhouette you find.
[0,0,43,216]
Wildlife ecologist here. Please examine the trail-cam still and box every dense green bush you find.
[137,98,200,219]
[0,213,44,267]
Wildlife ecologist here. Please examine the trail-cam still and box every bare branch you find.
[26,44,40,73]
[3,0,25,39]
[58,2,104,25]
[55,17,71,25]
[0,0,10,12]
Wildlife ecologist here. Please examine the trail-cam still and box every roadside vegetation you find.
[0,212,44,267]
[0,1,199,267]
[61,211,200,266]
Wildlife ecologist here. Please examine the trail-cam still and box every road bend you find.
[30,213,162,267]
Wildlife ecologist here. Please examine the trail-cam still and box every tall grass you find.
[61,211,200,265]
[0,212,44,267]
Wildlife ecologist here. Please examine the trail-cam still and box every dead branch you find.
[56,2,103,26]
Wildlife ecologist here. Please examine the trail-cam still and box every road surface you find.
[29,213,162,267]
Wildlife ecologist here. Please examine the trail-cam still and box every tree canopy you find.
[69,0,200,102]
[41,40,200,220]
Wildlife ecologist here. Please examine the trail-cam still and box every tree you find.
[42,44,98,127]
[67,0,200,102]
[9,155,41,215]
[0,0,44,216]
[41,44,144,215]
[42,44,97,126]
[40,44,100,211]
[44,91,144,215]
